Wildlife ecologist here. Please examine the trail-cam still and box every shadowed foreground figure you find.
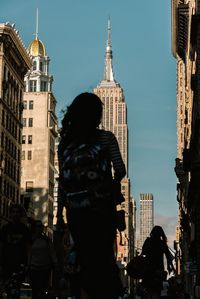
[29,220,58,299]
[0,204,30,299]
[141,225,175,299]
[58,92,126,299]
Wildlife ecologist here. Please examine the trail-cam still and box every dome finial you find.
[28,9,46,56]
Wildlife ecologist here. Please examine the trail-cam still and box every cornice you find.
[0,23,32,70]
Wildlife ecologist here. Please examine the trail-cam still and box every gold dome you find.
[28,36,46,56]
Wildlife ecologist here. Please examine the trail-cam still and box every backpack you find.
[126,255,148,279]
[60,141,112,208]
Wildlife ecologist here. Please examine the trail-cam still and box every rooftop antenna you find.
[36,8,39,39]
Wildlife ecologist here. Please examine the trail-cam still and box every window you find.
[40,61,43,72]
[23,196,31,211]
[28,135,32,144]
[41,81,47,92]
[22,135,26,144]
[26,181,33,192]
[21,151,25,160]
[23,101,27,109]
[2,110,5,126]
[1,132,4,147]
[22,118,26,127]
[33,61,37,71]
[29,80,37,92]
[28,118,33,127]
[29,100,34,109]
[27,151,32,160]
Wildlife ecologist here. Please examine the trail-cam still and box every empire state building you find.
[94,18,134,267]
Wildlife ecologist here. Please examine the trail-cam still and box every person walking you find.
[0,204,30,299]
[57,92,126,299]
[28,220,58,299]
[141,225,175,299]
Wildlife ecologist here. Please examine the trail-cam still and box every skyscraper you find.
[94,18,134,269]
[0,23,31,226]
[21,17,57,237]
[139,193,154,249]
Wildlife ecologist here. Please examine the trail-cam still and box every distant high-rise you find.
[139,193,154,249]
[21,15,57,237]
[94,17,134,267]
[0,23,31,226]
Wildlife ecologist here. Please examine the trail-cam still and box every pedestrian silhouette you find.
[141,225,175,299]
[0,204,30,298]
[58,92,126,299]
[28,220,58,299]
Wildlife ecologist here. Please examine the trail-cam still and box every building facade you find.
[0,23,31,226]
[93,18,135,279]
[21,32,57,236]
[139,193,154,250]
[172,0,200,296]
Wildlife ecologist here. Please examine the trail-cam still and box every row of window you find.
[22,150,32,160]
[22,118,33,127]
[26,80,48,92]
[4,49,24,79]
[23,100,34,110]
[0,196,9,218]
[3,65,23,115]
[22,135,32,144]
[33,60,44,72]
[1,132,20,162]
[1,109,21,143]
[4,156,20,183]
[0,178,19,201]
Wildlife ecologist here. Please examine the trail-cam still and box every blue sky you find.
[1,0,178,244]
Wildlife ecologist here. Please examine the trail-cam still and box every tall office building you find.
[139,193,154,249]
[0,23,31,226]
[21,22,57,236]
[94,18,134,268]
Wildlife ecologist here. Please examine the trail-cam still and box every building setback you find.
[0,23,31,226]
[21,29,57,237]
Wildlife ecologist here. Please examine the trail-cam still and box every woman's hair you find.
[150,225,167,243]
[60,92,103,142]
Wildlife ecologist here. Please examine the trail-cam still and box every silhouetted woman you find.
[58,92,126,299]
[141,225,175,299]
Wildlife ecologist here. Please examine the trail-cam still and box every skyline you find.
[1,0,178,245]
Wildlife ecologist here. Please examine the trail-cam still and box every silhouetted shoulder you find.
[97,129,126,179]
[96,129,117,142]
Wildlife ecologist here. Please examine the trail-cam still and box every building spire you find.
[103,16,114,82]
[36,8,39,39]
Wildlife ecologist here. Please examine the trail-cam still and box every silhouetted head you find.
[150,225,167,242]
[60,92,103,140]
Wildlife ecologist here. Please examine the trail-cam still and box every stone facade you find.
[0,23,31,226]
[172,0,200,296]
[21,34,57,237]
